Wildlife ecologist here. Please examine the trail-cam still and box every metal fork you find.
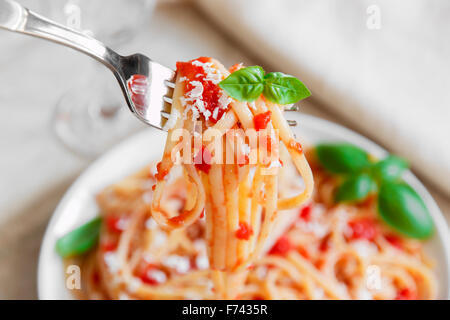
[0,0,299,130]
[0,0,175,130]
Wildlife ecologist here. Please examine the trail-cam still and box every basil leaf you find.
[371,156,408,182]
[219,66,265,101]
[335,173,375,203]
[56,217,102,258]
[263,72,311,104]
[378,182,433,239]
[316,143,371,174]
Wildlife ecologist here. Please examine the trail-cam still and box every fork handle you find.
[0,0,120,72]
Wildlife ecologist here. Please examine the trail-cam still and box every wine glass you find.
[23,0,156,158]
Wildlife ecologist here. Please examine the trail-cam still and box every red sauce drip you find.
[348,218,378,241]
[176,57,226,123]
[269,236,292,256]
[395,288,417,300]
[155,161,169,181]
[288,139,303,154]
[194,145,212,174]
[253,111,272,131]
[105,216,123,233]
[235,222,254,240]
[299,204,312,221]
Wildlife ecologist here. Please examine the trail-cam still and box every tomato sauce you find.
[288,139,303,154]
[395,288,417,300]
[106,216,123,233]
[253,111,271,130]
[235,222,254,240]
[194,145,212,174]
[176,57,226,123]
[269,236,292,256]
[100,241,118,252]
[348,218,378,241]
[155,161,171,181]
[299,204,312,221]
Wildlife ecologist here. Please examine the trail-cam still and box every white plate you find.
[38,114,450,299]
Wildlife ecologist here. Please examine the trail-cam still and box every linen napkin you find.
[195,0,450,196]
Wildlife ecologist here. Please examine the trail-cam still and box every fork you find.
[0,0,175,130]
[0,0,299,130]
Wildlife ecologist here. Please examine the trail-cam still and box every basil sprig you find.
[316,143,371,174]
[315,143,434,239]
[335,173,376,203]
[219,66,311,104]
[56,217,102,258]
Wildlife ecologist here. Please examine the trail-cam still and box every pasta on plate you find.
[62,57,436,300]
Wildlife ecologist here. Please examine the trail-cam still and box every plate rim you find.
[37,114,450,299]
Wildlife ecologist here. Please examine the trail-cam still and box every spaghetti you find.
[149,57,313,298]
[67,58,436,300]
[71,152,437,300]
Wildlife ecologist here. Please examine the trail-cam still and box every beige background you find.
[0,3,448,299]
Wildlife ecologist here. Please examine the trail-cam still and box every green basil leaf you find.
[378,182,433,239]
[55,217,102,258]
[371,156,408,182]
[263,72,311,104]
[316,143,371,174]
[219,66,265,101]
[335,173,375,203]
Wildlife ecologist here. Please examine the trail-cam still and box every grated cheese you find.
[104,252,121,274]
[162,255,190,274]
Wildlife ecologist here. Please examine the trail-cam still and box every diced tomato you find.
[151,184,156,191]
[252,295,265,300]
[253,111,271,131]
[176,57,211,79]
[299,204,312,221]
[139,264,165,286]
[200,209,205,219]
[176,57,226,124]
[348,218,378,241]
[269,236,292,256]
[106,216,123,233]
[385,234,403,249]
[235,222,254,240]
[297,246,309,259]
[194,145,212,174]
[395,288,417,300]
[319,233,331,252]
[100,241,117,252]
